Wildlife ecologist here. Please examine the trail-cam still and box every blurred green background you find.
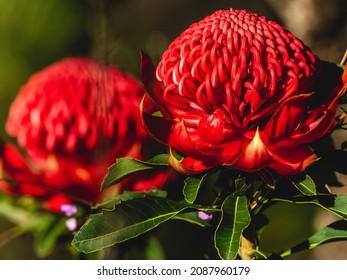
[0,0,346,259]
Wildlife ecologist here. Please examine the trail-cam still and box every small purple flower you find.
[61,204,78,217]
[65,217,78,232]
[198,211,213,221]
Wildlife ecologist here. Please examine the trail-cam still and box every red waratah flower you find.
[141,8,347,175]
[0,57,164,211]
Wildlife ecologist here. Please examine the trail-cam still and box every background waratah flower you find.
[141,8,347,176]
[0,57,164,212]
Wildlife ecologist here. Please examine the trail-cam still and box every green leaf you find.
[172,211,212,227]
[72,196,196,253]
[183,174,207,204]
[95,189,167,210]
[289,172,317,196]
[101,154,169,189]
[281,220,347,257]
[214,195,251,260]
[272,194,347,220]
[146,154,171,165]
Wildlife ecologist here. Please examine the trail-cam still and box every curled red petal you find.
[168,150,210,175]
[169,120,197,156]
[140,50,171,118]
[140,94,175,145]
[174,120,245,165]
[264,93,312,145]
[196,136,246,165]
[180,156,214,172]
[292,81,347,144]
[300,64,347,141]
[268,145,317,175]
[198,109,225,145]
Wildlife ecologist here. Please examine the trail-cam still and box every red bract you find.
[0,57,162,211]
[141,8,347,175]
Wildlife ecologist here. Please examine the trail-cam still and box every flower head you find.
[141,8,346,175]
[0,57,163,211]
[6,57,146,158]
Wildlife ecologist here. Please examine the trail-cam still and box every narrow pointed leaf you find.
[281,220,347,257]
[101,154,169,189]
[183,174,207,204]
[289,172,317,196]
[214,195,251,260]
[72,196,195,253]
[272,194,347,220]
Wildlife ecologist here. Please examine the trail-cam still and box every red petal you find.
[198,137,246,165]
[234,128,273,171]
[298,108,336,141]
[292,86,345,144]
[140,94,175,145]
[140,50,171,117]
[180,156,214,172]
[295,67,347,142]
[169,120,197,155]
[268,145,317,175]
[198,109,225,144]
[264,94,311,145]
[168,151,211,175]
[175,121,245,164]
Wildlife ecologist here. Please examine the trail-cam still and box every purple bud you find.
[198,211,213,221]
[61,204,78,217]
